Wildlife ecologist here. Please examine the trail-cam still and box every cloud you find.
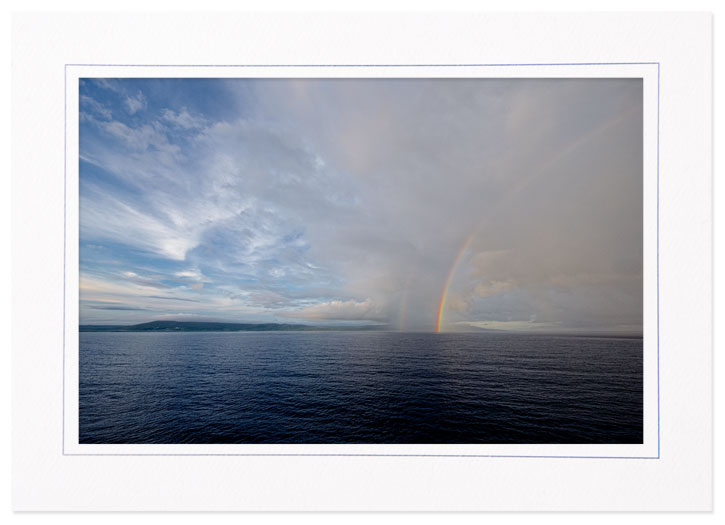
[80,94,112,120]
[87,304,150,311]
[79,78,643,331]
[80,189,201,261]
[282,299,385,322]
[459,320,563,332]
[124,90,147,114]
[146,295,200,303]
[161,108,207,129]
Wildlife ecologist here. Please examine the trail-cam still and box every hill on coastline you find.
[79,320,385,332]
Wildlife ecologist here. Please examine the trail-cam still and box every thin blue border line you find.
[64,62,659,459]
[63,64,67,454]
[66,62,658,67]
[656,63,661,459]
[63,453,658,459]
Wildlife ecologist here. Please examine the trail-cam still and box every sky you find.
[79,77,643,333]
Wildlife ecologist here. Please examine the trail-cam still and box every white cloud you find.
[161,108,206,129]
[80,94,112,120]
[80,189,201,261]
[284,299,384,322]
[124,90,147,114]
[175,270,203,280]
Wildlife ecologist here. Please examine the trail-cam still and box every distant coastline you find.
[79,320,386,332]
[79,320,642,337]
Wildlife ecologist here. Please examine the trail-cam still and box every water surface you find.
[79,331,642,444]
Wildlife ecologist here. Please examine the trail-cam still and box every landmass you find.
[79,320,386,332]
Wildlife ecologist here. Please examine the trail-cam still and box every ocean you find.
[79,331,642,444]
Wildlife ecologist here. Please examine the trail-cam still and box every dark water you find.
[79,331,642,444]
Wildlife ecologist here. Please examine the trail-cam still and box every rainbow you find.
[433,103,637,333]
[435,233,476,333]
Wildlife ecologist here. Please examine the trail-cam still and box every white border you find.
[13,12,711,510]
[63,63,659,459]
